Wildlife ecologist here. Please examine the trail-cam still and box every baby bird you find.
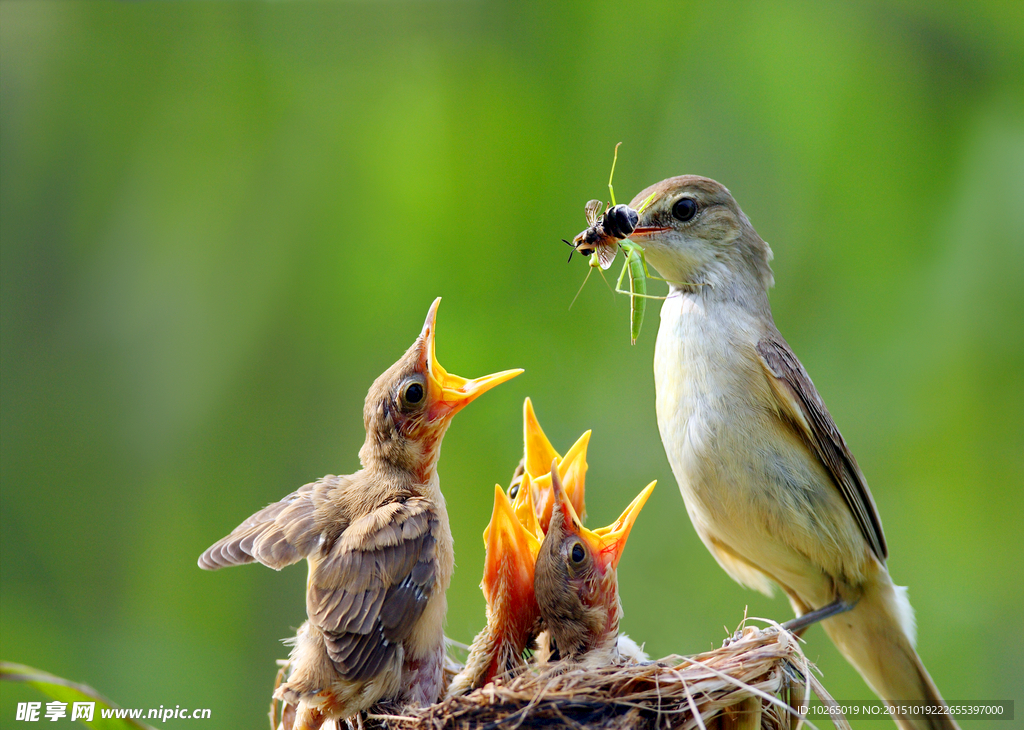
[449,399,592,694]
[198,298,521,728]
[534,462,655,665]
[446,483,541,696]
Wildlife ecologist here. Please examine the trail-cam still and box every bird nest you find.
[274,620,849,730]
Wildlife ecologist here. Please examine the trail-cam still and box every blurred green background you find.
[2,1,1022,727]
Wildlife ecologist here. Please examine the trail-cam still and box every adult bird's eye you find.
[402,381,424,406]
[570,541,585,563]
[672,197,698,222]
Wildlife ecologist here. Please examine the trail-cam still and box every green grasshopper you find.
[566,144,661,344]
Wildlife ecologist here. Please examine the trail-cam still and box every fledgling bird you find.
[446,483,541,696]
[534,461,655,666]
[627,176,957,729]
[448,399,593,694]
[198,298,522,728]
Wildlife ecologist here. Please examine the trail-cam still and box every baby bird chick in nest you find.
[446,482,541,696]
[516,397,589,528]
[534,461,655,666]
[199,298,521,728]
[448,399,590,695]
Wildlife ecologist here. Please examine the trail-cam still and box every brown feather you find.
[757,334,888,562]
[303,498,441,682]
[197,482,323,571]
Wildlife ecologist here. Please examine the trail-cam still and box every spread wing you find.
[308,496,439,682]
[756,334,888,562]
[197,478,338,571]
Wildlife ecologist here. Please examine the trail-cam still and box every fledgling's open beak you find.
[510,472,543,541]
[549,462,656,573]
[521,398,590,527]
[482,484,541,605]
[530,433,590,531]
[523,398,560,478]
[417,298,523,421]
[589,480,657,570]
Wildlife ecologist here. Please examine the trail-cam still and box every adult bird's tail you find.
[822,572,958,730]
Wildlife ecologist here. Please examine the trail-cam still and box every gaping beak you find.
[531,432,590,530]
[523,398,559,478]
[521,398,590,528]
[589,480,656,570]
[510,472,543,541]
[418,298,523,421]
[482,484,541,604]
[548,461,655,573]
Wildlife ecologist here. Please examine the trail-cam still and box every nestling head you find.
[629,176,774,296]
[534,461,655,659]
[359,297,522,474]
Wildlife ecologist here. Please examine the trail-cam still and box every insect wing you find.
[584,199,604,227]
[595,240,618,270]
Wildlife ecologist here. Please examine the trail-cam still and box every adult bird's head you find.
[534,461,655,661]
[359,297,523,478]
[629,176,774,302]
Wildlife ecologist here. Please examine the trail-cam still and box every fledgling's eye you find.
[570,541,586,563]
[509,482,520,499]
[672,197,698,222]
[405,383,423,403]
[399,378,426,409]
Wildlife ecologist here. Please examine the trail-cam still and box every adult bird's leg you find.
[781,598,858,634]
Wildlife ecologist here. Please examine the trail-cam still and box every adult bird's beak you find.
[550,463,656,573]
[627,226,671,239]
[482,485,541,605]
[418,298,523,422]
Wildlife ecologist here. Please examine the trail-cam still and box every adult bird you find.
[198,298,522,728]
[627,176,956,729]
[534,462,655,665]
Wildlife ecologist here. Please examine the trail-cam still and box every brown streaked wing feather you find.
[197,480,329,571]
[756,335,888,562]
[309,497,439,683]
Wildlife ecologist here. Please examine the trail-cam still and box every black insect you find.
[563,200,639,269]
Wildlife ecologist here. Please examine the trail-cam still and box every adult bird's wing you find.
[308,496,439,682]
[756,334,888,563]
[198,479,330,571]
